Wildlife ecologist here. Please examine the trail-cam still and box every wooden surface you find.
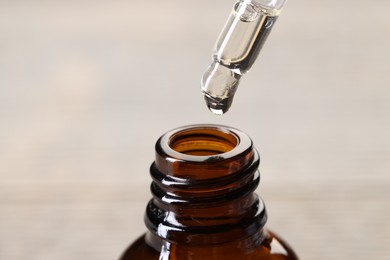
[1,1,389,259]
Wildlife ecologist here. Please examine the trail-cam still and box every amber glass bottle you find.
[120,125,298,260]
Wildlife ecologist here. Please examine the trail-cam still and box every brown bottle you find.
[120,124,298,260]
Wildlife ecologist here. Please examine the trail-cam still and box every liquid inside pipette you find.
[201,0,283,115]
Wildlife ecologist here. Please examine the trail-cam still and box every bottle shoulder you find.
[119,231,298,260]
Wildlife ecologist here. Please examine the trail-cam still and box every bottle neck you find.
[144,125,268,246]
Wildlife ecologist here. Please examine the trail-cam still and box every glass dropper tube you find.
[201,0,287,115]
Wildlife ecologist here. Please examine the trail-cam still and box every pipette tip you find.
[202,92,234,115]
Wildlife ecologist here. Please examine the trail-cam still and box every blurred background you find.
[0,0,389,259]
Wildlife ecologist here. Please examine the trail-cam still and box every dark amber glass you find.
[120,125,298,260]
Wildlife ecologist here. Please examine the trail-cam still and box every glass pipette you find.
[201,0,287,115]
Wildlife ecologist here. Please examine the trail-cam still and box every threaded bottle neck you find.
[145,125,267,245]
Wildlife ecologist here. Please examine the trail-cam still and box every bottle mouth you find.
[161,125,249,161]
[169,127,238,156]
[155,125,254,178]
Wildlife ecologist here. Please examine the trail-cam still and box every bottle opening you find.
[169,127,239,156]
[156,125,254,178]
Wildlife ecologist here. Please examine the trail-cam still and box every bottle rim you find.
[159,124,252,163]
